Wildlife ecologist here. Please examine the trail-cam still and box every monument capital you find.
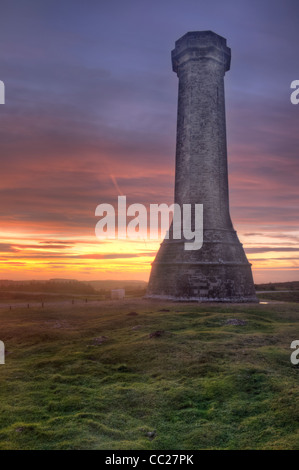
[171,30,231,75]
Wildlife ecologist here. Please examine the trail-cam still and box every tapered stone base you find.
[146,229,258,303]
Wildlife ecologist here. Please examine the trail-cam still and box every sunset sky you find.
[0,0,299,283]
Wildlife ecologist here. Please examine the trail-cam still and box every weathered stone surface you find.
[146,31,257,303]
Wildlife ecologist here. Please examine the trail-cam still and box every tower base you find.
[146,229,258,303]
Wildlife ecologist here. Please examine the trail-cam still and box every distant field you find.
[258,291,299,303]
[255,281,299,291]
[0,299,298,450]
[0,279,146,305]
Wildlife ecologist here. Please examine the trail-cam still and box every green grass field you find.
[0,298,298,450]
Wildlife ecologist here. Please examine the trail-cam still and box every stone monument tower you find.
[146,31,257,302]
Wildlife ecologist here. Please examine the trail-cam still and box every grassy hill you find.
[0,299,298,449]
[0,279,97,300]
[257,291,299,303]
[255,281,299,291]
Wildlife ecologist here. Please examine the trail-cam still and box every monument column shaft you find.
[146,31,257,302]
[174,59,232,230]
